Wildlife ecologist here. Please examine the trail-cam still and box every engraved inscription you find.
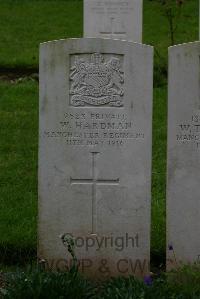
[91,1,133,16]
[70,152,119,233]
[44,112,145,147]
[100,17,126,37]
[69,53,124,107]
[176,113,200,149]
[89,1,134,38]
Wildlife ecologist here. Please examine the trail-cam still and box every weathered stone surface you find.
[38,38,153,279]
[167,42,200,270]
[84,0,142,42]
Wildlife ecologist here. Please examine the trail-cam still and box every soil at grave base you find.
[0,67,39,82]
[0,273,6,289]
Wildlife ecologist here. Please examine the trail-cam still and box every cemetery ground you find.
[0,0,200,297]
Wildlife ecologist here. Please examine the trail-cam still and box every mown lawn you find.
[0,80,38,265]
[0,0,198,268]
[0,0,83,69]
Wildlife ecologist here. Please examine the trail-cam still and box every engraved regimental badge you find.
[69,53,124,107]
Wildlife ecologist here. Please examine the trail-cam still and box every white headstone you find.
[84,0,143,42]
[167,41,200,270]
[38,38,153,279]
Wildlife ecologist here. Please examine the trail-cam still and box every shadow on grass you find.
[0,245,36,266]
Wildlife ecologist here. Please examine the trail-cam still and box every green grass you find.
[0,0,83,69]
[0,80,38,264]
[144,0,198,53]
[0,0,198,70]
[2,265,200,298]
[151,87,167,259]
[0,0,198,269]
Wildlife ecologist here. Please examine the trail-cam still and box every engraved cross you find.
[100,17,126,37]
[70,152,119,234]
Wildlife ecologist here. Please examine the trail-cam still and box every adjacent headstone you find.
[38,38,153,279]
[167,41,200,270]
[84,0,143,42]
